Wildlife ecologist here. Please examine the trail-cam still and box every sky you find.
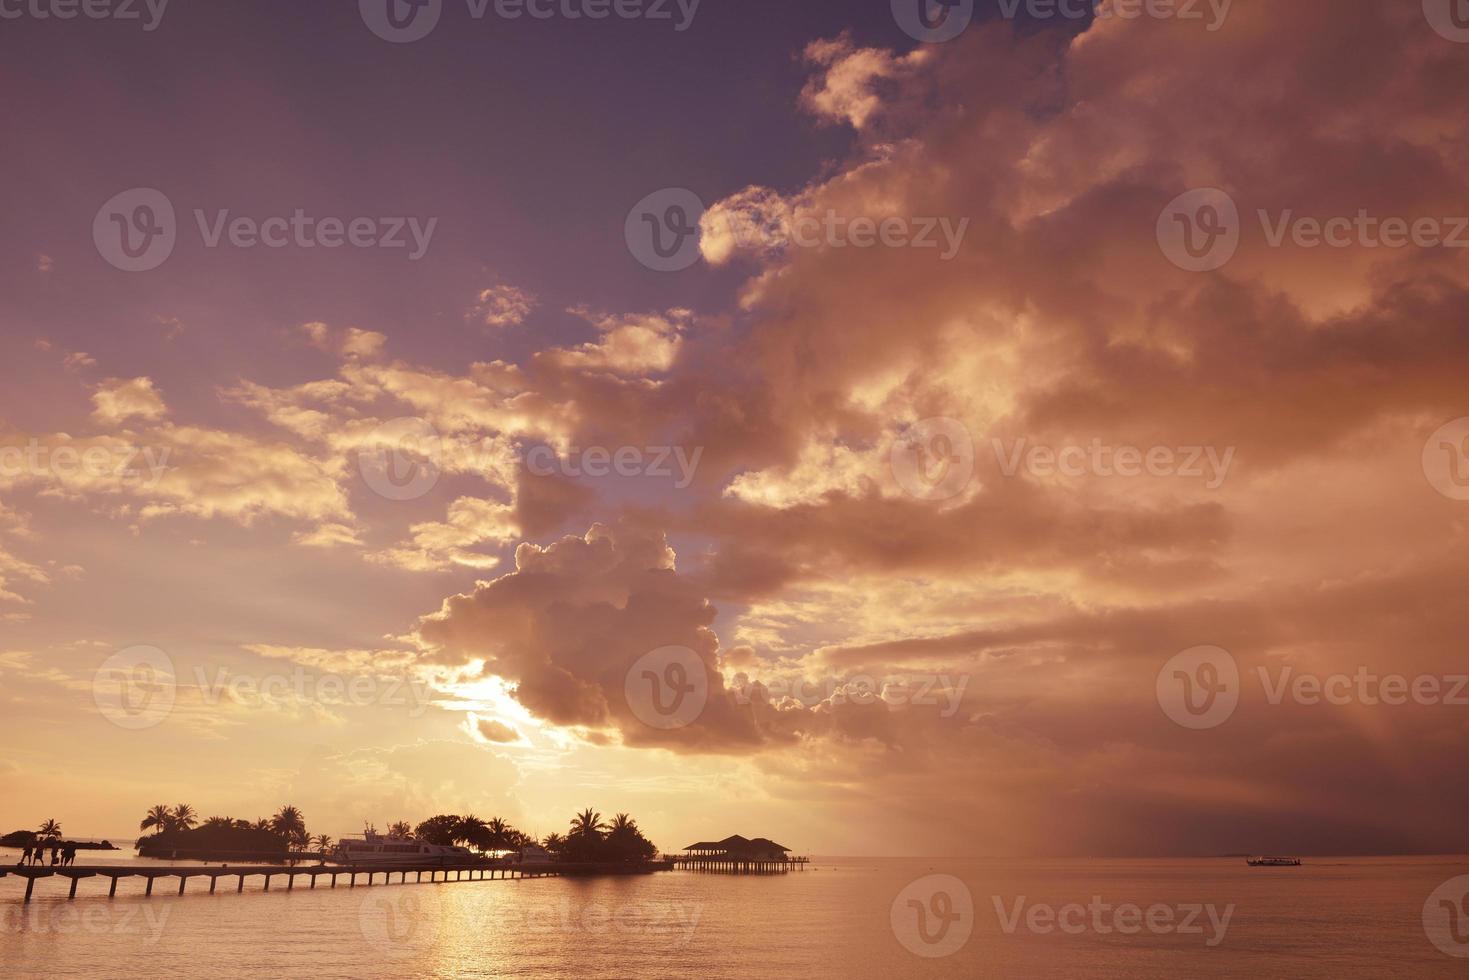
[2,0,1468,857]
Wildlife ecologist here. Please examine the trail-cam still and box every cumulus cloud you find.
[799,34,928,130]
[543,308,690,376]
[468,284,536,328]
[468,714,525,744]
[91,377,167,425]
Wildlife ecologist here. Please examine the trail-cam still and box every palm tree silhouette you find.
[387,821,414,839]
[270,805,306,844]
[37,818,62,841]
[542,832,565,855]
[313,834,334,854]
[456,815,488,848]
[486,817,511,851]
[171,804,197,830]
[569,808,608,840]
[139,804,173,835]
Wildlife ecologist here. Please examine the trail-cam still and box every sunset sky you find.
[2,1,1467,857]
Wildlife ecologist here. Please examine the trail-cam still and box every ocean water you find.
[0,851,1464,978]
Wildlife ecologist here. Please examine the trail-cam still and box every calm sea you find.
[1,851,1464,978]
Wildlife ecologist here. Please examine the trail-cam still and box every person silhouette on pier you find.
[50,844,60,866]
[18,845,31,866]
[62,844,76,867]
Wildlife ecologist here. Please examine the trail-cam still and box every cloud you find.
[468,284,536,328]
[91,377,167,425]
[468,715,524,744]
[292,523,365,548]
[368,496,517,572]
[799,34,928,130]
[542,308,689,376]
[301,322,386,360]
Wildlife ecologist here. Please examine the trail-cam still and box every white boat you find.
[333,830,473,865]
[1246,856,1302,867]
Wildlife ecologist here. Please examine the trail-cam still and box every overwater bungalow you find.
[675,835,807,873]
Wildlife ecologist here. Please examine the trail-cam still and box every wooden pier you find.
[1,860,593,904]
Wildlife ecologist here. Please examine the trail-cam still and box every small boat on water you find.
[333,830,473,865]
[1246,856,1302,867]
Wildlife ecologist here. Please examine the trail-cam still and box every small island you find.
[2,822,118,851]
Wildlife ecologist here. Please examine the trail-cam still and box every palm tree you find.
[542,832,565,855]
[456,815,488,848]
[387,821,413,839]
[270,805,306,843]
[313,834,334,854]
[202,816,235,830]
[569,808,607,840]
[38,818,62,841]
[139,804,173,835]
[251,818,272,833]
[171,804,197,830]
[486,817,511,851]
